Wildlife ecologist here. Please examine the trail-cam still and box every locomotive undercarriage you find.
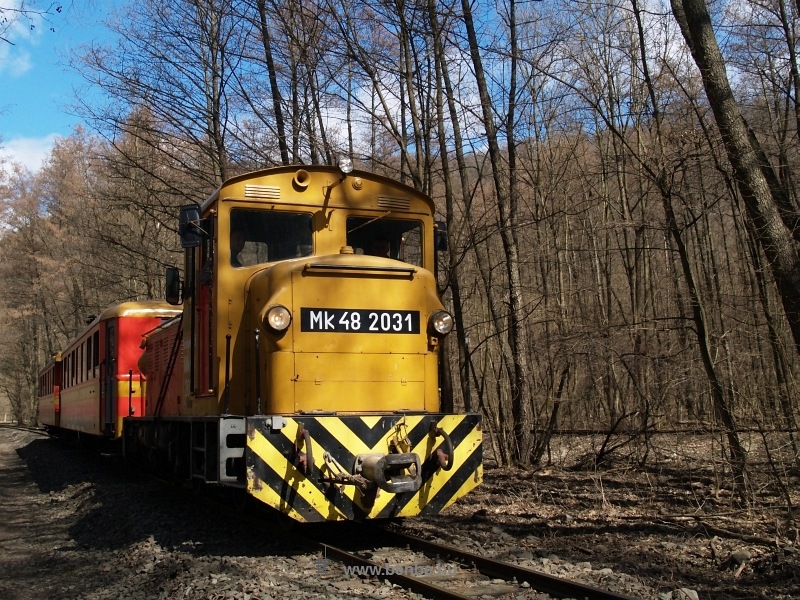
[123,416,247,487]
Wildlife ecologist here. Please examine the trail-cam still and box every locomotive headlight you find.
[429,310,454,336]
[337,156,354,175]
[265,305,292,332]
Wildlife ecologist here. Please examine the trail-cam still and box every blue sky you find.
[0,1,115,172]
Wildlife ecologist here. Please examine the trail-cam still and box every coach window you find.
[229,209,313,267]
[346,217,423,266]
[86,336,93,378]
[93,331,100,376]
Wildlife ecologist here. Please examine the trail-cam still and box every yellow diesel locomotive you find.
[62,162,482,522]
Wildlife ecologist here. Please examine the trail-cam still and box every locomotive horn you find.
[293,169,310,190]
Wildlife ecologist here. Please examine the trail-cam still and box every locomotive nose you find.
[354,452,422,493]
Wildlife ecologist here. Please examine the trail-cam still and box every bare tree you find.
[458,0,536,464]
[0,167,45,425]
[0,1,62,45]
[77,0,242,191]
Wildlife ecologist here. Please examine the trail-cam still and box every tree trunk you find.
[256,0,290,165]
[671,0,800,358]
[459,0,535,464]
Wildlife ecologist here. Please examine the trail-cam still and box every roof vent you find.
[245,184,280,199]
[377,196,410,210]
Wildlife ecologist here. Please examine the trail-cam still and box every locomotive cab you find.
[178,165,449,418]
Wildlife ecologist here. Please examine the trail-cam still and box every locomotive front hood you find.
[241,252,446,414]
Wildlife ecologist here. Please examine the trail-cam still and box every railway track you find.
[5,426,646,599]
[0,423,48,436]
[112,444,647,599]
[306,522,642,600]
[0,423,50,437]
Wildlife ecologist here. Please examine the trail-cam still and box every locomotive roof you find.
[200,165,436,214]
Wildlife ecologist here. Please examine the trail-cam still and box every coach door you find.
[104,321,117,436]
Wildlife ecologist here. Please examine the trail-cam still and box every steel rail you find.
[0,424,49,436]
[319,542,474,600]
[376,526,641,600]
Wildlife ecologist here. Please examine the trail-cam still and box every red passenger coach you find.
[40,301,181,438]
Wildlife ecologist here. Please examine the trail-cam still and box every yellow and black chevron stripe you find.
[245,413,482,522]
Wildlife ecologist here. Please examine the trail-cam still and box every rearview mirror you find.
[179,204,203,248]
[435,221,448,252]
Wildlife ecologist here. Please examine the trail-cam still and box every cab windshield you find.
[230,209,313,267]
[346,217,423,266]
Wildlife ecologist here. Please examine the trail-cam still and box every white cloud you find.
[0,134,58,173]
[0,0,42,76]
[0,46,32,76]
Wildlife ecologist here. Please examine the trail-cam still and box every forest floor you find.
[0,426,797,599]
[403,431,800,599]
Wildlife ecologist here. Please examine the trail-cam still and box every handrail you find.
[303,263,416,275]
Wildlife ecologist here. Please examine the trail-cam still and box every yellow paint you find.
[294,380,425,413]
[164,166,483,521]
[246,469,308,522]
[359,416,382,428]
[439,464,484,511]
[398,417,483,516]
[248,426,349,521]
[246,414,481,521]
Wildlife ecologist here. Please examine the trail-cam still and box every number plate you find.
[300,308,420,334]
